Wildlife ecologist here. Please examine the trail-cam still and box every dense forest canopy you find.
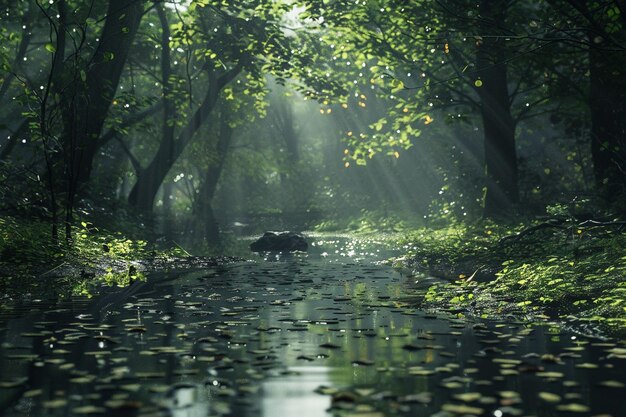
[0,0,624,246]
[1,3,626,414]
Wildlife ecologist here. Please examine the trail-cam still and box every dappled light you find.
[0,1,625,416]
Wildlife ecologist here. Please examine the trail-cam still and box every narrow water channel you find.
[0,236,624,416]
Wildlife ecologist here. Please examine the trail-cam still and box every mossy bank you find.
[394,219,626,337]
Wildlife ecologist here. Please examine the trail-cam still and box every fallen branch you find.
[499,218,567,245]
[577,219,626,229]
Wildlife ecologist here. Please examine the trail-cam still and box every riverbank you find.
[394,220,626,337]
[0,215,241,302]
[1,234,624,417]
[3,213,625,337]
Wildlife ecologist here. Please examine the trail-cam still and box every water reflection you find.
[261,367,331,417]
[0,236,624,417]
[168,384,209,417]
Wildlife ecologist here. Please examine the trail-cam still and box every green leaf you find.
[391,79,404,93]
[45,43,56,53]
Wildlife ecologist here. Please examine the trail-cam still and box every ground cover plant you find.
[396,211,626,336]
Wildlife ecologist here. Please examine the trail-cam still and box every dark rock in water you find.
[250,231,308,252]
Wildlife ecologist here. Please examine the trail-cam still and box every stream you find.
[0,235,624,417]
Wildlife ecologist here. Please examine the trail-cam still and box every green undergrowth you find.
[0,215,186,298]
[314,208,422,233]
[397,219,626,337]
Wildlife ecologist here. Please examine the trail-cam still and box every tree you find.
[298,0,554,217]
[566,1,626,202]
[57,0,145,215]
[126,0,321,212]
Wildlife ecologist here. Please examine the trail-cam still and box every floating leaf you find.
[72,405,105,414]
[538,392,561,403]
[399,392,432,404]
[598,380,625,388]
[453,392,482,402]
[408,367,435,376]
[441,403,484,415]
[536,371,564,378]
[315,385,339,395]
[43,399,68,409]
[556,403,590,413]
[24,389,43,397]
[0,377,28,389]
[498,391,520,399]
[575,362,598,369]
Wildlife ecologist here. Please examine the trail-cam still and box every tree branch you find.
[99,101,164,147]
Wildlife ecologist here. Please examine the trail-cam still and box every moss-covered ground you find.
[0,215,194,300]
[394,219,626,337]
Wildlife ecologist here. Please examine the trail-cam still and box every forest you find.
[0,1,625,416]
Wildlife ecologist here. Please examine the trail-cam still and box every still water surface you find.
[0,236,624,416]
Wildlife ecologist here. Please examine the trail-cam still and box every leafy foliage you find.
[398,216,626,336]
[0,215,183,298]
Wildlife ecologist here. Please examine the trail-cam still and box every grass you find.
[396,219,626,336]
[0,215,186,299]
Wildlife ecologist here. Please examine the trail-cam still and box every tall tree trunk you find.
[128,65,241,211]
[588,39,626,202]
[67,0,145,191]
[193,108,233,245]
[270,97,300,211]
[155,3,176,240]
[155,3,176,178]
[476,0,518,217]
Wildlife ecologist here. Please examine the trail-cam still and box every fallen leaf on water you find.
[538,392,561,403]
[398,392,432,404]
[402,343,422,351]
[493,358,522,365]
[72,405,105,414]
[453,392,481,402]
[70,375,96,384]
[354,388,375,397]
[563,346,585,352]
[598,380,625,388]
[556,403,590,413]
[536,371,564,378]
[500,369,519,376]
[24,389,43,397]
[43,399,68,409]
[5,354,39,360]
[0,377,28,389]
[540,354,561,363]
[440,382,463,389]
[498,391,520,399]
[575,362,598,369]
[319,343,341,349]
[126,326,147,333]
[315,386,339,395]
[441,403,484,415]
[352,359,374,366]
